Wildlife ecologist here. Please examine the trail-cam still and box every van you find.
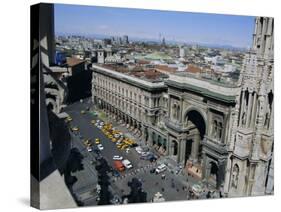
[122,159,133,169]
[155,164,167,174]
[114,160,125,172]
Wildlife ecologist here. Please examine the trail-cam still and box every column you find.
[203,156,211,184]
[250,92,257,128]
[246,91,253,128]
[239,90,245,126]
[190,132,200,162]
[168,95,171,119]
[179,140,186,165]
[168,138,174,156]
[177,140,181,163]
[179,98,183,124]
[147,129,153,147]
[201,151,207,180]
[217,159,226,190]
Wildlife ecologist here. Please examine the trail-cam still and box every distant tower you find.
[97,49,105,64]
[179,46,186,58]
[225,17,274,197]
[122,35,129,45]
[162,37,166,46]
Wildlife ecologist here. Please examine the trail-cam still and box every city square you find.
[31,3,274,209]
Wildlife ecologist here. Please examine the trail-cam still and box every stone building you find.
[224,17,274,197]
[91,17,274,197]
[92,64,169,154]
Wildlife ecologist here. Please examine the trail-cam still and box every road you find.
[61,99,204,205]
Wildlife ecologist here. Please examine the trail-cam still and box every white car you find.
[135,146,143,154]
[155,164,167,174]
[114,133,120,138]
[141,152,150,157]
[113,155,123,161]
[97,144,104,150]
[87,147,93,152]
[122,159,133,169]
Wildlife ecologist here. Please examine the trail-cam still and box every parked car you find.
[113,155,123,161]
[135,146,144,154]
[87,147,93,152]
[114,160,125,172]
[122,159,133,169]
[140,153,157,162]
[191,184,204,197]
[155,164,167,174]
[71,127,79,132]
[141,152,150,157]
[65,116,73,123]
[148,155,157,162]
[114,133,121,138]
[95,138,100,144]
[97,144,104,150]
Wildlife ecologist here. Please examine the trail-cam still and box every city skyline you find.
[55,4,255,48]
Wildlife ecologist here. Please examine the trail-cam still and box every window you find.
[213,119,223,140]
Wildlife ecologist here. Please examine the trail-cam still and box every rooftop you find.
[66,57,85,67]
[97,64,168,82]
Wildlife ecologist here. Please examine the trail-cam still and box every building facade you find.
[91,17,274,197]
[92,64,169,154]
[224,17,274,197]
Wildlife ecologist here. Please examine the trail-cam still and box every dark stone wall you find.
[66,69,92,103]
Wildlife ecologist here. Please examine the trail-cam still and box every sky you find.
[54,4,255,48]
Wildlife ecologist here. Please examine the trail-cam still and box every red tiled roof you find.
[155,65,177,73]
[66,57,85,67]
[186,64,201,74]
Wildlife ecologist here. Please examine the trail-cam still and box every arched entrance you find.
[208,161,219,188]
[172,140,178,156]
[184,110,206,165]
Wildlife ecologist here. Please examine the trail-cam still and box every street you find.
[62,99,207,205]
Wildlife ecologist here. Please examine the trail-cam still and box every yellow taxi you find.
[121,144,129,150]
[65,116,73,122]
[112,138,117,143]
[71,127,79,132]
[84,139,92,146]
[95,138,101,144]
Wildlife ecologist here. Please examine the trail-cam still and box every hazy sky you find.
[55,4,255,48]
